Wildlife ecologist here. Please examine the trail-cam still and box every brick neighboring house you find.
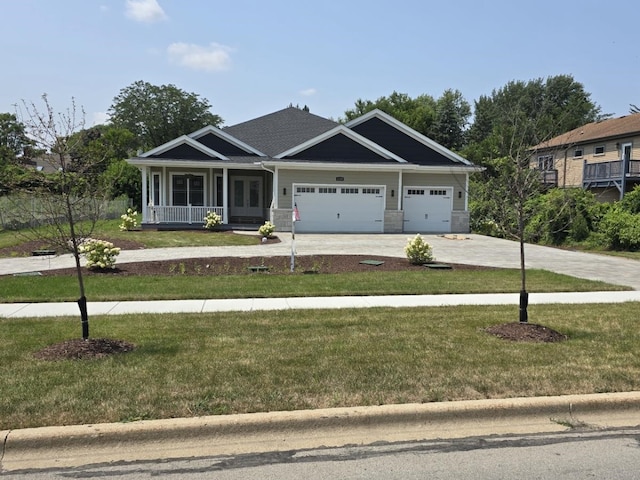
[531,114,640,201]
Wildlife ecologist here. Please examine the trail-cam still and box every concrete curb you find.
[2,392,640,471]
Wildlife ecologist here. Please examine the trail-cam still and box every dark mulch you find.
[485,322,568,343]
[33,338,136,361]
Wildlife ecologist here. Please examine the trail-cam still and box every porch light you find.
[391,189,395,197]
[283,187,287,196]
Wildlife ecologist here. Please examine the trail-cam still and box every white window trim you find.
[593,145,605,156]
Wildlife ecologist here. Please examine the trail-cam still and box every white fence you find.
[0,196,130,230]
[145,205,224,224]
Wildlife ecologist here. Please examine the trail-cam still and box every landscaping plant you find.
[78,238,121,269]
[258,221,275,238]
[404,234,433,265]
[119,208,138,231]
[203,211,222,230]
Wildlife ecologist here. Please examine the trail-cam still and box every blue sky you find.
[1,0,638,129]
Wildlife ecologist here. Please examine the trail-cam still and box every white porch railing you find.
[145,206,224,224]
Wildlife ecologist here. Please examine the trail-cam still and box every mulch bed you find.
[33,338,135,361]
[484,323,568,343]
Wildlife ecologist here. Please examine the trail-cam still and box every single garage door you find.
[403,186,452,233]
[293,184,385,233]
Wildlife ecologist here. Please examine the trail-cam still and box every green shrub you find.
[78,238,121,269]
[119,208,138,231]
[258,221,275,237]
[599,207,640,250]
[404,234,433,265]
[203,211,222,230]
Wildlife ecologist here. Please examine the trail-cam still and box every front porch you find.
[139,167,272,228]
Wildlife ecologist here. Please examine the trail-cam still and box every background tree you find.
[108,80,223,149]
[67,124,141,206]
[343,91,438,137]
[0,113,33,194]
[431,89,471,151]
[9,95,108,339]
[465,75,600,165]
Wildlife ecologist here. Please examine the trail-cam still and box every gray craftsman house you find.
[127,107,480,233]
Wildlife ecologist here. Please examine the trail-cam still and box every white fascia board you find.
[188,125,266,156]
[126,157,263,170]
[274,125,407,163]
[140,136,229,160]
[261,160,481,174]
[345,108,473,166]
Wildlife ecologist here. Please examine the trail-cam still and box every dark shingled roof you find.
[535,114,640,150]
[223,107,338,157]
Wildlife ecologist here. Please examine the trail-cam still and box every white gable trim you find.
[188,125,266,157]
[140,135,230,160]
[274,125,407,163]
[345,109,472,166]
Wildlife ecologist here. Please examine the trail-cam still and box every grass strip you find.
[0,269,626,302]
[1,302,640,429]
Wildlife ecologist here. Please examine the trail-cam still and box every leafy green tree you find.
[108,80,223,148]
[0,113,33,194]
[343,91,437,138]
[431,89,471,150]
[465,75,600,164]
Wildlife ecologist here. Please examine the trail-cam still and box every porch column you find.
[397,170,402,210]
[141,167,148,223]
[223,167,229,224]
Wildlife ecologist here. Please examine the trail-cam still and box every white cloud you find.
[167,42,232,72]
[300,88,317,97]
[125,0,167,23]
[99,5,109,13]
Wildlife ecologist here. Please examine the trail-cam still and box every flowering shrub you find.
[258,221,275,238]
[203,211,222,230]
[404,234,433,265]
[119,208,138,231]
[78,238,121,269]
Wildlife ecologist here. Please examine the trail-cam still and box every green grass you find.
[2,303,640,429]
[0,218,259,253]
[0,269,626,302]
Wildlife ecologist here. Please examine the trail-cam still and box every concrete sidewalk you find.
[3,291,640,318]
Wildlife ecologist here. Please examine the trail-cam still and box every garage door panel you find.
[294,185,384,233]
[403,187,452,233]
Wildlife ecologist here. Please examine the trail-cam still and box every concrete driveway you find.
[1,233,639,290]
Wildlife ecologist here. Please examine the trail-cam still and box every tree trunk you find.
[66,195,90,339]
[519,201,528,324]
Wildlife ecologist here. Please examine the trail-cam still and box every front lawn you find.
[2,303,640,429]
[0,268,626,303]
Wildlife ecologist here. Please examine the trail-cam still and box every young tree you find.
[10,95,107,339]
[108,80,223,148]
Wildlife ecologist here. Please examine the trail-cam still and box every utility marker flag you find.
[290,203,300,272]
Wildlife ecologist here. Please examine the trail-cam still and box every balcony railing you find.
[144,205,224,224]
[538,169,558,186]
[583,160,640,181]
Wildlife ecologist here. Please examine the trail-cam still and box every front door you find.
[230,176,263,219]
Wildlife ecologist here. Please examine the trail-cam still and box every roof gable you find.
[536,114,640,150]
[275,125,406,163]
[346,109,472,166]
[188,125,265,156]
[141,136,228,160]
[223,107,338,157]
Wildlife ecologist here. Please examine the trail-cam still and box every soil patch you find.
[485,322,568,343]
[33,338,135,361]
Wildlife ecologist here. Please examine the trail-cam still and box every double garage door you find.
[293,184,385,233]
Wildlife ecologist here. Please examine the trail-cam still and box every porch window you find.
[172,175,204,206]
[152,173,160,205]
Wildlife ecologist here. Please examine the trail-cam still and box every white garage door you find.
[293,184,385,233]
[403,186,452,233]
